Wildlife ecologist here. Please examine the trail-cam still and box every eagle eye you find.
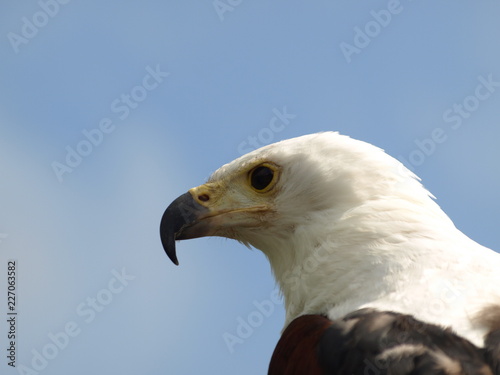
[249,165,275,191]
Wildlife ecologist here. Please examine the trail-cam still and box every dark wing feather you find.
[268,314,332,375]
[269,309,499,375]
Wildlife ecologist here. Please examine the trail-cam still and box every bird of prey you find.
[160,132,500,374]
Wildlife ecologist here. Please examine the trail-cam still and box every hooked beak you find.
[159,191,211,266]
[160,182,273,266]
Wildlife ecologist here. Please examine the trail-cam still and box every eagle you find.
[160,132,500,374]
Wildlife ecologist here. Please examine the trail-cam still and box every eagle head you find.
[159,131,500,348]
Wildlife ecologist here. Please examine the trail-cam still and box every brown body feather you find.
[269,309,500,375]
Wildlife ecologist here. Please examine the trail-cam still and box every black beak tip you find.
[160,210,180,266]
[169,253,180,266]
[159,191,208,266]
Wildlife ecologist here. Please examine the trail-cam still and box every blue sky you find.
[1,1,500,374]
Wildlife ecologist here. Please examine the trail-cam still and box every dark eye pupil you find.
[251,166,274,190]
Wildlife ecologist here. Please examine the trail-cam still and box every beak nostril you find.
[198,194,210,202]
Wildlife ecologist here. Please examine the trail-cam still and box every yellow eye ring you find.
[248,163,279,193]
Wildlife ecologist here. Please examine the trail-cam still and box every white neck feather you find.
[255,194,500,346]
